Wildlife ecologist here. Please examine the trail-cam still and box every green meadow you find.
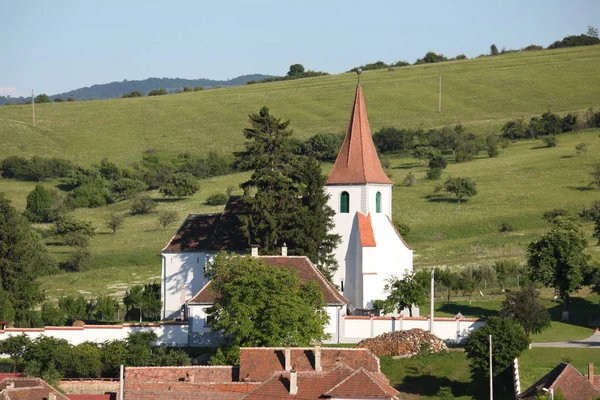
[0,45,599,302]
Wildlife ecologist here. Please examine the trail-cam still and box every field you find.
[0,45,599,302]
[381,348,600,400]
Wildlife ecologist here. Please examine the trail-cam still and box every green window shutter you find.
[376,192,381,213]
[340,192,349,213]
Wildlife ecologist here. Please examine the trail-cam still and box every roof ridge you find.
[302,256,349,305]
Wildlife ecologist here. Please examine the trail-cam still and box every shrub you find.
[206,193,228,206]
[575,142,588,156]
[61,247,92,272]
[542,208,571,223]
[158,211,178,229]
[500,119,528,140]
[63,232,90,247]
[159,172,200,197]
[109,178,147,201]
[499,222,515,232]
[548,34,600,49]
[122,91,142,98]
[55,215,96,237]
[443,177,477,203]
[426,168,442,180]
[393,221,410,238]
[148,88,168,96]
[522,44,543,51]
[580,201,600,221]
[130,194,156,215]
[24,185,54,223]
[105,213,125,234]
[541,135,558,148]
[403,170,416,186]
[561,114,577,132]
[67,183,110,208]
[437,386,454,400]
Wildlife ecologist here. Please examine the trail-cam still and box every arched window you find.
[376,192,381,213]
[340,191,350,213]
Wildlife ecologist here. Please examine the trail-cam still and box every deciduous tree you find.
[501,285,551,336]
[373,271,426,317]
[159,172,200,197]
[443,177,477,203]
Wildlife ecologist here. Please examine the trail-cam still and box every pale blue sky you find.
[1,0,598,96]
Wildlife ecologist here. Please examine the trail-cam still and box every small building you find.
[0,376,69,400]
[518,362,600,399]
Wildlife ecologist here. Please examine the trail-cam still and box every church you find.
[160,83,414,332]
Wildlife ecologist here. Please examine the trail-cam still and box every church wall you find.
[161,252,210,320]
[364,184,393,218]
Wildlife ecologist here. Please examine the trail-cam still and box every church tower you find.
[325,84,412,310]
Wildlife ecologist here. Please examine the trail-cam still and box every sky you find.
[1,0,598,97]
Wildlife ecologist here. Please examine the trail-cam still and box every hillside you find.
[0,45,599,166]
[0,45,599,300]
[0,74,273,104]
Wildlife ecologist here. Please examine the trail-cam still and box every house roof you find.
[326,85,393,186]
[0,378,69,400]
[188,256,348,306]
[325,367,399,398]
[518,362,600,399]
[162,196,248,252]
[239,347,382,383]
[357,213,377,247]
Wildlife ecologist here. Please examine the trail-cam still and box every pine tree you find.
[235,107,340,279]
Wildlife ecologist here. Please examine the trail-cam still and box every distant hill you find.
[0,74,275,104]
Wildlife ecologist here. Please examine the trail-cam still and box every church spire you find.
[326,85,393,185]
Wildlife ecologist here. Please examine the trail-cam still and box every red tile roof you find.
[239,347,382,383]
[188,256,348,305]
[357,213,377,247]
[162,196,248,252]
[67,396,113,400]
[518,363,600,399]
[326,85,393,185]
[325,368,399,398]
[0,377,70,400]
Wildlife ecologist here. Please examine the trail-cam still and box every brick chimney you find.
[284,344,291,371]
[6,382,14,390]
[314,342,322,372]
[251,245,259,257]
[589,363,595,385]
[281,243,288,257]
[49,393,56,400]
[289,368,298,395]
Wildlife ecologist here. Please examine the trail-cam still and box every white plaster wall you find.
[365,184,392,218]
[161,252,209,320]
[325,306,339,337]
[0,324,189,347]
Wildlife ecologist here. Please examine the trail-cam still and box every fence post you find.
[513,358,521,396]
[370,314,374,338]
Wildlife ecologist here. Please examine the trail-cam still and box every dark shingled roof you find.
[162,196,248,252]
[188,256,348,306]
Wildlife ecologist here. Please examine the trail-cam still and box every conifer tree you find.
[235,107,340,280]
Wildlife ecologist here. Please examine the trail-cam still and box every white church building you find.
[160,84,415,341]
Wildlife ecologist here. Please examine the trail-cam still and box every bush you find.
[542,208,572,223]
[500,119,528,140]
[580,201,600,221]
[24,185,54,223]
[403,170,416,186]
[158,210,178,229]
[548,34,600,49]
[67,182,110,208]
[148,88,168,96]
[426,168,442,180]
[561,114,577,132]
[575,142,588,156]
[122,91,142,98]
[105,213,125,234]
[437,386,455,400]
[443,177,477,203]
[109,177,147,201]
[61,247,92,272]
[499,222,515,232]
[393,221,410,238]
[130,194,156,215]
[541,135,558,148]
[206,193,228,206]
[159,172,200,197]
[55,215,96,237]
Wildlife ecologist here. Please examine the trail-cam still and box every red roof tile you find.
[326,85,393,185]
[0,378,70,400]
[188,256,348,305]
[357,213,377,247]
[325,367,399,398]
[519,363,600,399]
[67,396,113,400]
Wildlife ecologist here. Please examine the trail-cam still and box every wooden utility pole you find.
[32,89,35,127]
[438,74,442,113]
[489,335,493,400]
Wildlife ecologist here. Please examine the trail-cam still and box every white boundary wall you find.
[0,323,188,346]
[0,316,483,347]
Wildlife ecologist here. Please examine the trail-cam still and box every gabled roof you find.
[162,196,248,252]
[0,378,69,400]
[325,367,399,398]
[239,347,382,383]
[518,362,600,399]
[326,85,393,185]
[188,256,348,306]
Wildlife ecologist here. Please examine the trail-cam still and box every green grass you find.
[380,348,600,399]
[0,46,599,165]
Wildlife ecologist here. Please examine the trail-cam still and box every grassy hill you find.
[0,45,599,301]
[0,45,599,166]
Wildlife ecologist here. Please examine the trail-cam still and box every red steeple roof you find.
[326,85,393,185]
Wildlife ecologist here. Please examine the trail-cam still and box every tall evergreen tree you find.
[235,107,340,280]
[0,193,56,326]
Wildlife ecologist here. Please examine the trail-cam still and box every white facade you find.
[326,183,413,309]
[161,252,211,320]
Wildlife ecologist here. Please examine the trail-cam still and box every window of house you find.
[376,192,381,213]
[340,191,350,213]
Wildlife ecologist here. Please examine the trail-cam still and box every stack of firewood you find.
[356,328,448,357]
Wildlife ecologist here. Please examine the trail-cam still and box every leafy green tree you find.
[485,135,500,157]
[109,177,146,200]
[493,260,519,291]
[92,295,119,321]
[465,316,529,376]
[123,282,162,322]
[575,142,588,156]
[23,336,73,379]
[501,285,551,336]
[71,343,102,377]
[500,119,528,140]
[105,213,125,234]
[61,246,92,272]
[435,268,460,303]
[100,340,128,376]
[59,295,88,321]
[527,217,592,320]
[148,88,168,96]
[41,302,67,326]
[0,193,54,326]
[158,210,178,229]
[206,193,228,206]
[130,194,157,215]
[235,106,340,279]
[443,177,477,203]
[287,64,305,77]
[125,331,156,366]
[122,91,142,98]
[590,162,600,189]
[55,215,96,237]
[35,94,50,103]
[373,271,426,317]
[588,25,599,38]
[0,334,32,372]
[594,216,600,245]
[490,44,499,55]
[159,172,200,197]
[206,254,329,363]
[24,185,53,222]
